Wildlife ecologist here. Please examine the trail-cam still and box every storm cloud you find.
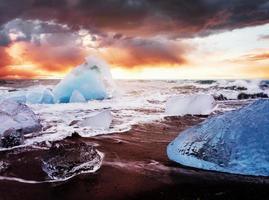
[0,0,269,78]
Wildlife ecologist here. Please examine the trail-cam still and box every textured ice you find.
[80,110,112,129]
[69,90,86,103]
[4,88,55,104]
[0,100,42,134]
[0,100,42,147]
[165,94,216,116]
[167,99,269,176]
[42,142,103,179]
[53,56,113,103]
[27,88,55,104]
[5,91,27,104]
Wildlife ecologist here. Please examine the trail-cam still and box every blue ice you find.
[167,99,269,176]
[69,90,87,103]
[53,57,111,103]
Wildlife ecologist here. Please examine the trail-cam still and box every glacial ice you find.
[167,99,269,176]
[165,94,216,116]
[80,110,112,129]
[26,88,55,104]
[4,88,55,104]
[0,100,42,147]
[53,56,113,103]
[42,142,103,179]
[69,90,86,103]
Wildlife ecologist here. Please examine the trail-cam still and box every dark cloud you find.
[0,18,72,47]
[102,37,188,67]
[0,0,269,37]
[259,34,269,40]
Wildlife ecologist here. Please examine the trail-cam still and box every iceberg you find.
[167,99,269,176]
[0,100,42,147]
[80,110,112,129]
[53,56,113,103]
[165,94,216,116]
[69,90,86,103]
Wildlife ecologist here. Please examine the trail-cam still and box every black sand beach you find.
[0,115,269,200]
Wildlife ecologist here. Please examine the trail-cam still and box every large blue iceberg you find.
[167,99,269,176]
[3,57,114,104]
[53,56,113,103]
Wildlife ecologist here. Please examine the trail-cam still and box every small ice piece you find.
[0,100,42,147]
[27,88,55,104]
[80,110,112,129]
[42,142,103,179]
[69,90,86,103]
[165,94,216,116]
[167,99,269,176]
[53,56,114,103]
[41,89,55,104]
[0,128,24,148]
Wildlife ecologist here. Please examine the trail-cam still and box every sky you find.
[0,0,269,79]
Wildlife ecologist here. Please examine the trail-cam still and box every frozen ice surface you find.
[80,110,112,129]
[53,56,114,103]
[167,99,269,176]
[69,90,86,103]
[165,94,216,116]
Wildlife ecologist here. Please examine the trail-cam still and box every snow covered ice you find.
[167,99,269,176]
[53,56,114,103]
[165,94,216,116]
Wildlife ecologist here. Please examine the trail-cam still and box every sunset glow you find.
[0,1,268,79]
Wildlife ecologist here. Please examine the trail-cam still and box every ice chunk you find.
[4,88,55,104]
[5,91,27,104]
[167,99,269,176]
[80,110,112,129]
[0,128,24,148]
[165,94,216,116]
[42,142,103,179]
[53,56,114,103]
[69,90,86,103]
[0,100,42,147]
[27,88,55,104]
[40,89,55,104]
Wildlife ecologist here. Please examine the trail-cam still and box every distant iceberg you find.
[53,56,114,103]
[165,94,216,116]
[167,99,269,176]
